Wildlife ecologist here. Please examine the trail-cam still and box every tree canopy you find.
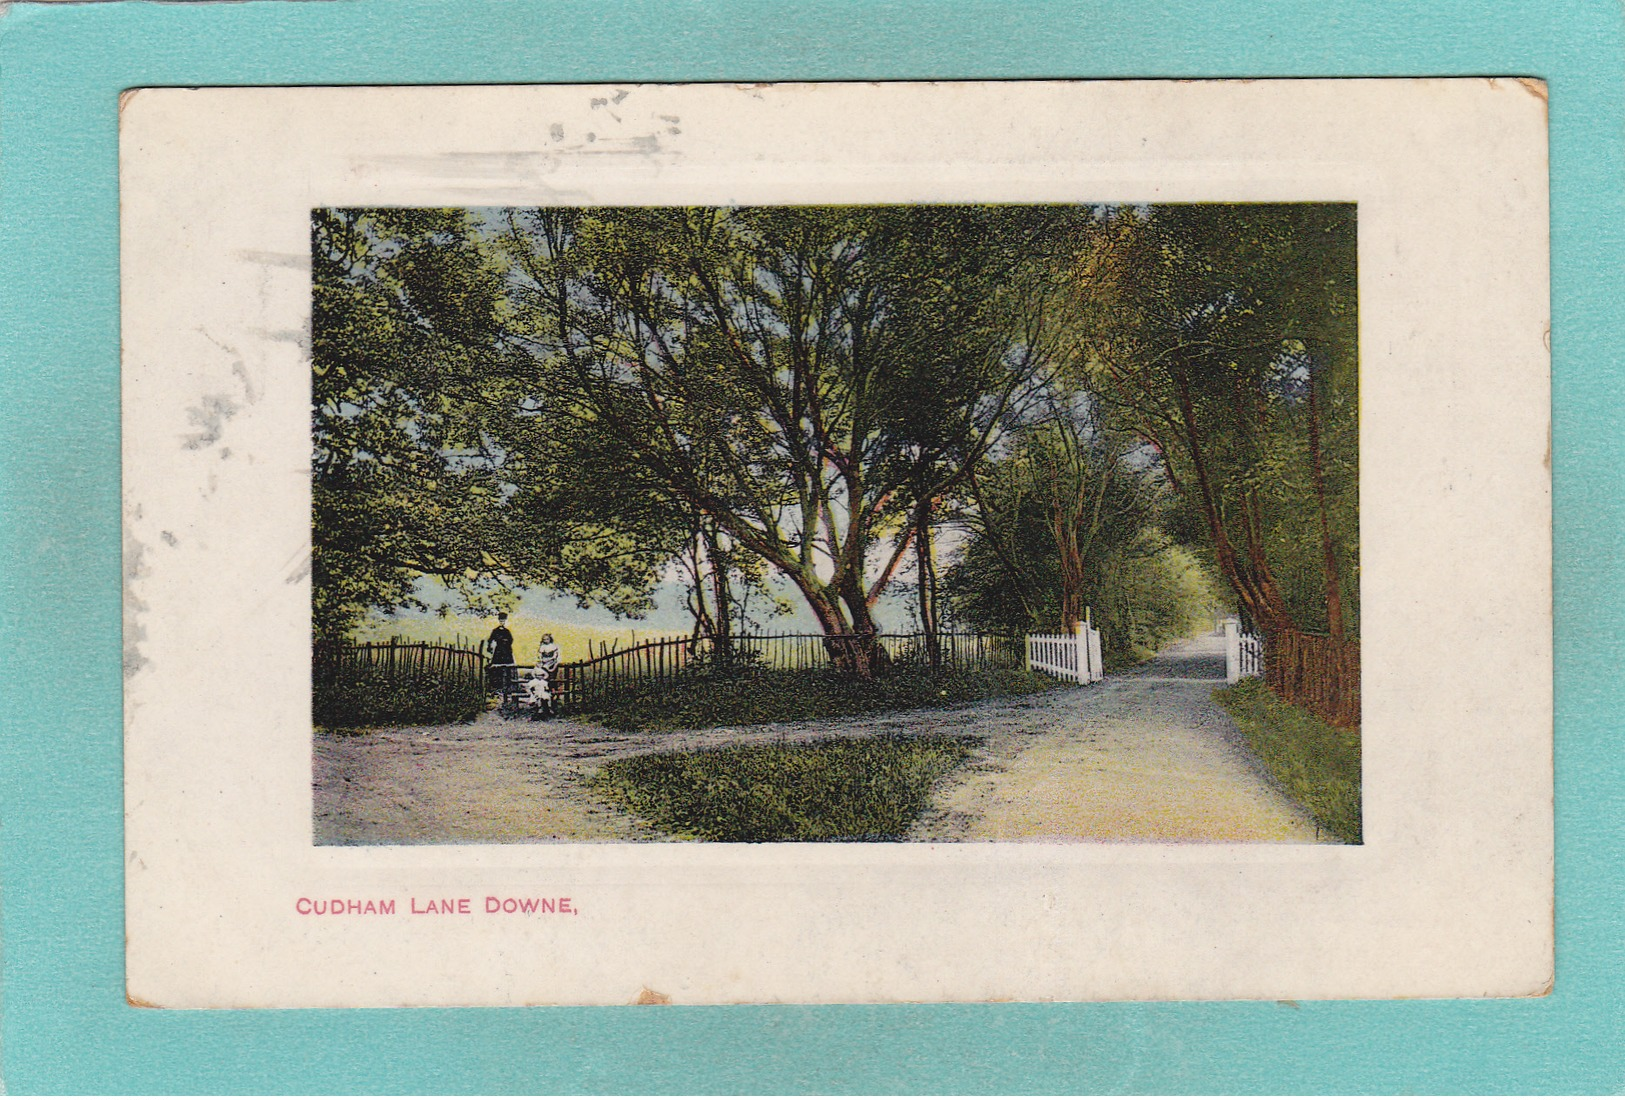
[491,205,1077,670]
[310,202,1359,718]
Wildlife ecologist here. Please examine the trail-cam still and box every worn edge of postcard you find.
[120,79,1551,1007]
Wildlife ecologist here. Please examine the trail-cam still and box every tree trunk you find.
[1173,373,1293,634]
[915,496,941,669]
[1305,355,1346,640]
[836,570,891,678]
[686,532,717,641]
[702,524,734,663]
[785,571,888,678]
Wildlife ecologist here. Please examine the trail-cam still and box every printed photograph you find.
[311,203,1359,846]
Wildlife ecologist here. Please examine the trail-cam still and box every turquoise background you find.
[1,0,1619,1091]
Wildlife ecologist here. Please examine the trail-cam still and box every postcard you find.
[122,80,1550,1006]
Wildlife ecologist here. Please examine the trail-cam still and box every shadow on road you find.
[1117,636,1228,681]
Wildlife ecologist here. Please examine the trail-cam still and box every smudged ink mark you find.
[182,393,240,450]
[234,248,309,271]
[285,548,311,585]
[124,519,151,678]
[549,123,564,141]
[160,531,178,547]
[184,330,262,451]
[250,327,311,353]
[231,359,259,403]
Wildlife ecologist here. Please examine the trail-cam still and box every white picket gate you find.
[1026,624,1104,684]
[1221,618,1264,683]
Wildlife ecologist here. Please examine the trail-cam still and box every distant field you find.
[352,612,684,664]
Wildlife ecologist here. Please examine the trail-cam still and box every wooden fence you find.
[312,638,488,726]
[317,631,1016,719]
[1222,618,1264,684]
[1265,629,1361,729]
[533,630,1017,713]
[1025,625,1104,684]
[1221,620,1357,726]
[314,638,487,683]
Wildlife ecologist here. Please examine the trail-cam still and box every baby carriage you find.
[499,665,558,720]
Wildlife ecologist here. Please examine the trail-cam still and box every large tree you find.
[495,205,1072,673]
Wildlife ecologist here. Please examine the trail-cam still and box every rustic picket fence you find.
[313,638,488,726]
[1266,629,1360,729]
[1025,624,1104,684]
[318,630,1017,720]
[1221,620,1359,728]
[530,630,1016,713]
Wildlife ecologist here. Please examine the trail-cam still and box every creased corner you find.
[1513,77,1549,105]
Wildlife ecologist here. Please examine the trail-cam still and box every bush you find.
[590,735,977,841]
[313,665,485,729]
[1215,677,1362,843]
[588,664,1056,733]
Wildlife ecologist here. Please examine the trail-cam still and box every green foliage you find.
[496,205,1082,651]
[1094,544,1220,665]
[589,665,1056,733]
[589,735,977,841]
[1215,677,1362,843]
[311,208,677,640]
[1070,204,1359,639]
[947,415,1220,663]
[311,200,1357,707]
[313,664,485,730]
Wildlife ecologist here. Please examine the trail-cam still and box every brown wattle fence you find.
[544,630,1017,714]
[1264,629,1361,729]
[315,630,1016,724]
[313,638,487,727]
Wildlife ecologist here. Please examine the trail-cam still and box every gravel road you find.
[907,635,1325,842]
[313,633,1326,845]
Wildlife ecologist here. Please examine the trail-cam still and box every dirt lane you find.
[313,633,1327,844]
[908,636,1325,842]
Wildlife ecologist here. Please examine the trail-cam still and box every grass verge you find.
[587,665,1056,733]
[313,666,485,730]
[1215,677,1362,843]
[589,735,977,841]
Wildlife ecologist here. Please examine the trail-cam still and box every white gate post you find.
[1223,617,1241,684]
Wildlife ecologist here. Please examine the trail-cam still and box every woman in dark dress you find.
[485,612,516,693]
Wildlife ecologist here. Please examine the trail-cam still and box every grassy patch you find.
[1215,677,1362,843]
[588,665,1056,732]
[590,735,977,841]
[313,666,484,729]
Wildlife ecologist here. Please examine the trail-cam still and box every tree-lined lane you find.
[910,634,1324,842]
